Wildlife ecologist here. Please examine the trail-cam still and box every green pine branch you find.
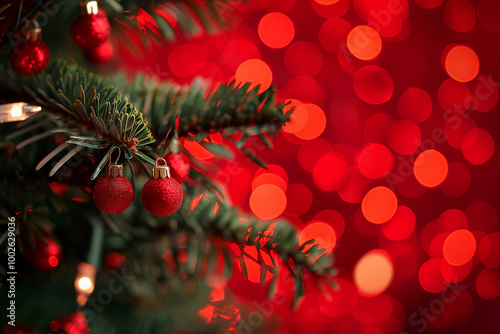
[122,193,336,308]
[3,58,156,178]
[123,76,292,167]
[103,0,237,44]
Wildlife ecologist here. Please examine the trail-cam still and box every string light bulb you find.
[75,262,97,306]
[0,102,41,123]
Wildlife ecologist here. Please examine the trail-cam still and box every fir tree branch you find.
[105,0,237,44]
[3,58,156,179]
[124,76,292,163]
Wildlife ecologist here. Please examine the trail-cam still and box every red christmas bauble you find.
[25,235,62,271]
[85,40,114,63]
[93,175,133,214]
[9,40,50,76]
[71,13,110,50]
[141,177,183,216]
[165,153,190,183]
[50,311,89,334]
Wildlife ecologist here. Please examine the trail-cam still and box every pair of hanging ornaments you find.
[93,149,189,216]
[10,0,111,76]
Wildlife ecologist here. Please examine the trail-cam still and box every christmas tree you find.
[0,1,335,333]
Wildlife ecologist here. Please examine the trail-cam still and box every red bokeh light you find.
[313,153,349,192]
[387,120,421,155]
[353,66,394,105]
[318,18,352,54]
[235,59,273,93]
[357,143,394,179]
[443,229,476,266]
[258,12,295,49]
[362,186,398,224]
[381,206,416,241]
[444,0,476,33]
[461,128,495,165]
[398,87,433,123]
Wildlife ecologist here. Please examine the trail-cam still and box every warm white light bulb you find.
[0,103,41,123]
[78,277,93,292]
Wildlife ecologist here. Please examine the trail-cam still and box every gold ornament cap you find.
[106,163,124,177]
[152,158,171,179]
[106,147,124,177]
[81,1,99,15]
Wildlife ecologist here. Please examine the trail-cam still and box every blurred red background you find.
[118,0,500,332]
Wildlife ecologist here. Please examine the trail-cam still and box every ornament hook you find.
[109,146,121,165]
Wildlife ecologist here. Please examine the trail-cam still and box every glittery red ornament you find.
[71,12,110,50]
[24,235,62,271]
[93,174,133,214]
[164,153,190,183]
[141,159,183,216]
[50,311,89,334]
[10,39,50,76]
[85,40,114,63]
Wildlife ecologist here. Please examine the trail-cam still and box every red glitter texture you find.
[141,177,183,216]
[93,175,133,214]
[71,13,110,50]
[9,40,50,76]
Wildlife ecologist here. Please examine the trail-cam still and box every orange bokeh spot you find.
[444,45,480,82]
[354,249,394,297]
[294,104,327,140]
[461,128,495,165]
[313,153,349,192]
[252,173,287,192]
[382,206,416,241]
[476,268,500,299]
[299,222,337,253]
[235,59,273,93]
[249,184,286,220]
[398,87,433,123]
[258,12,295,49]
[443,229,476,266]
[347,26,382,61]
[387,120,421,155]
[357,143,394,179]
[315,0,340,4]
[414,150,448,188]
[361,186,398,224]
[419,258,450,293]
[353,66,394,105]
